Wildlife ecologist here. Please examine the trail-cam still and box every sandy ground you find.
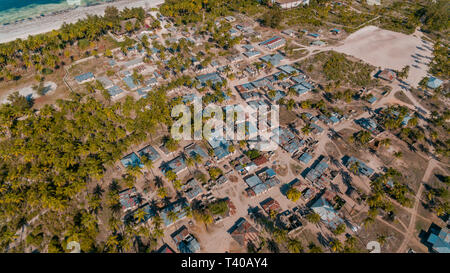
[334,26,433,88]
[0,0,164,44]
[0,81,57,104]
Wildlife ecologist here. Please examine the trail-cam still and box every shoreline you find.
[0,0,165,44]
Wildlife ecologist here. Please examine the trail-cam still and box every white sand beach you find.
[0,0,165,44]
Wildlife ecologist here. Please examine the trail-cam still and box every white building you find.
[272,0,309,9]
[366,0,381,5]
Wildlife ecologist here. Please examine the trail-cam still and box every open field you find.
[335,26,433,88]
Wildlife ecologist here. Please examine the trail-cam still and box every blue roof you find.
[243,50,261,58]
[242,44,254,51]
[277,65,298,75]
[136,86,151,97]
[346,156,374,177]
[161,156,186,174]
[269,90,286,101]
[427,77,443,89]
[260,54,285,66]
[137,145,160,162]
[252,182,268,195]
[299,152,313,164]
[121,152,144,168]
[178,235,201,253]
[196,72,223,86]
[291,84,310,95]
[107,85,124,97]
[310,196,343,229]
[290,75,307,84]
[185,143,208,159]
[183,179,203,200]
[367,96,377,104]
[74,72,94,83]
[160,199,188,226]
[245,175,263,188]
[264,168,276,178]
[427,228,450,253]
[329,116,340,124]
[123,76,138,90]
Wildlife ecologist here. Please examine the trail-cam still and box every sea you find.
[0,0,111,25]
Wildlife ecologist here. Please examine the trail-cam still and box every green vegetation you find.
[286,187,301,202]
[0,7,147,81]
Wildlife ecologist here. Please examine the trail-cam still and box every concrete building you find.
[272,0,310,9]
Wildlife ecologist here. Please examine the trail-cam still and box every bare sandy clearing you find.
[0,81,57,104]
[335,26,433,88]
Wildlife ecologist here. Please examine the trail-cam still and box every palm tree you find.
[106,235,119,252]
[349,161,360,175]
[306,212,321,225]
[273,228,287,244]
[308,242,323,253]
[287,238,303,253]
[330,238,343,253]
[185,156,195,174]
[201,212,213,229]
[134,208,147,223]
[157,187,168,199]
[142,156,154,177]
[167,211,179,224]
[376,234,387,246]
[301,124,312,136]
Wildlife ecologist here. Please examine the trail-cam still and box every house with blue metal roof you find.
[344,156,374,177]
[160,199,188,226]
[245,175,263,188]
[207,135,232,161]
[121,152,144,168]
[367,96,377,104]
[291,83,310,95]
[74,72,95,84]
[243,50,261,59]
[137,145,160,162]
[242,44,254,51]
[268,90,286,102]
[196,72,223,86]
[425,225,449,253]
[355,118,377,132]
[310,196,344,229]
[305,156,330,187]
[97,76,114,89]
[260,53,285,66]
[184,143,208,159]
[136,86,151,97]
[277,65,299,75]
[161,156,187,175]
[107,85,124,97]
[123,75,139,90]
[182,178,203,201]
[298,152,313,164]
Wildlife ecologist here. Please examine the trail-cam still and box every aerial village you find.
[64,1,450,254]
[2,0,447,254]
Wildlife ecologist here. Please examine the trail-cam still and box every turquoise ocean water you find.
[0,0,110,25]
